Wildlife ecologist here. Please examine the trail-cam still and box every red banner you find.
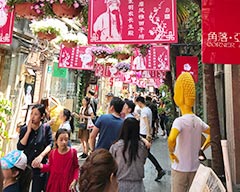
[176,56,198,82]
[131,45,170,71]
[88,0,177,44]
[58,46,95,70]
[0,2,14,44]
[95,63,121,77]
[202,0,240,64]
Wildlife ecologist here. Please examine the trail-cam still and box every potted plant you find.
[112,45,133,60]
[115,61,131,72]
[91,46,114,59]
[30,19,68,41]
[96,58,118,66]
[7,0,54,19]
[57,32,88,48]
[131,44,152,56]
[51,0,86,18]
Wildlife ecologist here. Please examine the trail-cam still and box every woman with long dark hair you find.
[17,104,53,192]
[74,97,95,159]
[109,118,148,192]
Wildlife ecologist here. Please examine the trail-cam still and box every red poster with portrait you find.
[58,46,95,70]
[176,56,198,82]
[88,0,177,44]
[202,0,240,64]
[0,2,14,44]
[131,45,170,71]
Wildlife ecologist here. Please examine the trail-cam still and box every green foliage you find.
[159,85,175,126]
[178,1,203,118]
[0,99,12,141]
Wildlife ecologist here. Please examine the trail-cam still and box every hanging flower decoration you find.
[7,0,87,18]
[51,0,87,18]
[56,31,88,47]
[115,61,131,72]
[91,46,114,58]
[131,44,152,56]
[30,19,68,40]
[96,58,118,66]
[112,45,133,60]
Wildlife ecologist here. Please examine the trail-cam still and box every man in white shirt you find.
[135,96,166,181]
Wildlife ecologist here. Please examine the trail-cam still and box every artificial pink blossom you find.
[59,0,63,4]
[50,0,54,4]
[34,4,40,9]
[73,2,79,8]
[36,9,41,14]
[40,3,44,7]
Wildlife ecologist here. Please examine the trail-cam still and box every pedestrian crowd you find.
[0,72,210,192]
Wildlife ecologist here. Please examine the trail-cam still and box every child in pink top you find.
[34,129,79,192]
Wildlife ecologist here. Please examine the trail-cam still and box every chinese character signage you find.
[202,0,240,64]
[53,62,67,78]
[131,45,170,71]
[0,1,14,44]
[58,46,95,70]
[176,56,198,82]
[88,0,177,44]
[141,70,166,79]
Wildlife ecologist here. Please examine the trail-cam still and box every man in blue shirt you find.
[89,97,125,150]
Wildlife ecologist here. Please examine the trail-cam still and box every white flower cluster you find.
[96,58,118,65]
[59,32,88,45]
[30,19,68,36]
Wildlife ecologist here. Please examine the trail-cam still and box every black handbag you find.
[79,122,87,130]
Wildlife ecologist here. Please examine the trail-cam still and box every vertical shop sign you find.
[176,56,198,82]
[88,0,177,44]
[0,0,14,44]
[131,45,170,71]
[58,46,95,70]
[202,0,240,64]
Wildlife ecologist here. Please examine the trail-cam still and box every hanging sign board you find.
[88,0,177,44]
[0,1,14,44]
[131,45,170,71]
[202,0,240,64]
[176,56,198,82]
[58,46,95,70]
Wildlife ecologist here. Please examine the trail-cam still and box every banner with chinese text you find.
[58,46,95,70]
[176,56,198,82]
[202,0,240,64]
[88,0,177,44]
[131,45,170,71]
[0,2,14,44]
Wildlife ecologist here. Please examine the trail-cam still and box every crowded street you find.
[0,0,239,191]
